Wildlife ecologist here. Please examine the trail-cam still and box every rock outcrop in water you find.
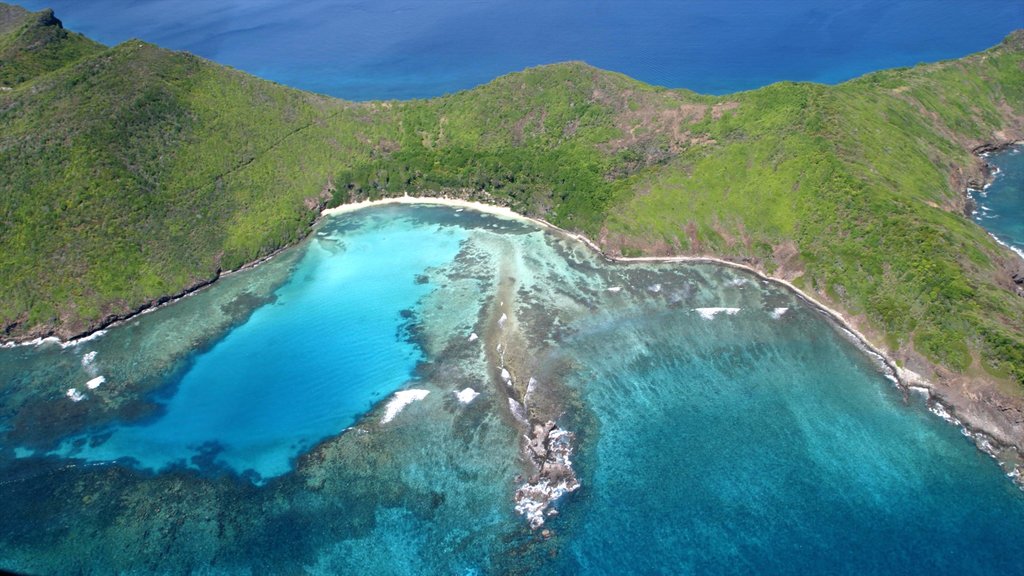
[514,421,580,529]
[475,235,583,528]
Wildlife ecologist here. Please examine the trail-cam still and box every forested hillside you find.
[0,4,101,87]
[1,4,1022,390]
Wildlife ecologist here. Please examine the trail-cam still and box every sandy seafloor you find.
[1,204,1023,575]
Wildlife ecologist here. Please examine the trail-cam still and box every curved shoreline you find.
[971,141,1024,263]
[5,192,1022,485]
[0,242,295,349]
[329,195,1024,486]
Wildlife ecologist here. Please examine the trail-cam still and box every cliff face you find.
[0,3,1022,398]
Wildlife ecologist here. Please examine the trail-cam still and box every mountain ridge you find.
[0,3,102,87]
[1,4,1023,450]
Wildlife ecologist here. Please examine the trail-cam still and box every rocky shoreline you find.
[966,139,1019,212]
[5,144,1024,515]
[0,233,305,347]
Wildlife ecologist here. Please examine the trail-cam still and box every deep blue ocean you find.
[10,0,1024,99]
[2,2,1024,574]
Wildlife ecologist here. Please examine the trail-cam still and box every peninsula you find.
[1,3,1023,467]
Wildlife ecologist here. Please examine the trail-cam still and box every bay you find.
[1,205,1022,574]
[973,145,1024,259]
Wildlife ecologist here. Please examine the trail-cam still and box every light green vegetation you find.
[0,3,1022,385]
[0,4,102,87]
[596,39,1024,383]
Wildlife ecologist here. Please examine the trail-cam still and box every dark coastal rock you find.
[963,195,978,217]
[514,420,580,529]
[972,142,1018,156]
[35,8,62,29]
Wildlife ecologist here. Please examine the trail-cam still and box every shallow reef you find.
[2,205,1023,574]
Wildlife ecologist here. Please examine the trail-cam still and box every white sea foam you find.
[514,494,548,529]
[455,388,479,404]
[928,401,960,426]
[380,389,430,424]
[648,283,662,293]
[501,368,512,384]
[65,388,85,402]
[527,377,538,397]
[61,330,107,349]
[770,307,789,319]
[468,332,478,342]
[986,232,1024,262]
[3,329,110,349]
[514,428,580,528]
[85,376,106,390]
[607,286,622,293]
[693,307,740,320]
[81,351,98,366]
[498,313,508,328]
[514,478,577,528]
[908,386,930,399]
[975,435,997,454]
[508,398,528,424]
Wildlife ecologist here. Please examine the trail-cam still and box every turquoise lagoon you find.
[1,205,1023,574]
[53,210,467,481]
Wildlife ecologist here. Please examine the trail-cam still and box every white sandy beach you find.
[322,195,532,223]
[327,192,934,397]
[321,196,911,391]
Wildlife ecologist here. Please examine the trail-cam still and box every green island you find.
[2,4,1023,453]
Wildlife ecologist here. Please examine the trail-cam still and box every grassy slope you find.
[0,31,352,328]
[605,33,1024,382]
[0,4,102,88]
[0,4,1022,386]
